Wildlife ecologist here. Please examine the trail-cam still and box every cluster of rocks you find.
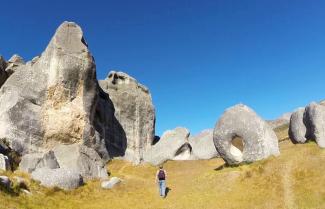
[289,102,325,148]
[2,20,323,191]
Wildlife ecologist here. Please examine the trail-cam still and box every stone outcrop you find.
[143,127,192,165]
[288,108,307,144]
[304,103,325,148]
[213,104,280,165]
[189,129,219,160]
[288,102,325,148]
[19,151,59,173]
[53,144,108,180]
[0,21,113,160]
[99,71,155,164]
[31,167,83,190]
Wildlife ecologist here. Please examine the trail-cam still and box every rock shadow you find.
[92,85,127,159]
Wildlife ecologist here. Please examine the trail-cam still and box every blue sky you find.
[1,0,325,136]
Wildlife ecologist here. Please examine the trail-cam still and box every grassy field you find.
[1,131,325,209]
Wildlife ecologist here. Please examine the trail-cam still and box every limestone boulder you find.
[31,167,83,190]
[189,129,220,160]
[213,104,280,165]
[288,108,307,144]
[267,112,291,129]
[19,151,59,173]
[304,102,325,148]
[143,127,192,165]
[0,22,112,159]
[53,144,108,180]
[101,177,121,189]
[99,71,155,164]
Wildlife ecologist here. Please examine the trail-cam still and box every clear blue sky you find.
[1,0,325,136]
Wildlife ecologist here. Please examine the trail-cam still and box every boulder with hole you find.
[213,104,280,165]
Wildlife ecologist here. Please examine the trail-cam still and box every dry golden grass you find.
[1,130,325,209]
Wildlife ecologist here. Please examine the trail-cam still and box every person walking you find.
[156,165,167,198]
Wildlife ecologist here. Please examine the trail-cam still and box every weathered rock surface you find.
[31,167,83,190]
[19,151,59,173]
[288,108,307,144]
[101,177,121,189]
[5,54,25,76]
[143,127,192,165]
[99,71,155,164]
[0,56,8,88]
[53,144,108,180]
[0,22,112,160]
[304,102,325,148]
[0,154,10,171]
[213,104,280,165]
[189,129,219,160]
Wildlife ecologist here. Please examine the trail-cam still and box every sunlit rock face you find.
[99,71,155,164]
[213,104,280,165]
[0,22,106,157]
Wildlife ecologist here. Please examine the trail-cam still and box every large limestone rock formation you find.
[189,129,220,160]
[99,71,155,164]
[288,108,307,144]
[143,127,192,165]
[304,102,325,148]
[0,22,110,159]
[213,104,280,165]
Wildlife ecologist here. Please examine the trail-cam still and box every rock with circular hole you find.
[189,129,220,159]
[288,108,307,144]
[31,167,83,190]
[99,71,155,164]
[304,102,325,148]
[213,104,280,165]
[101,177,121,189]
[143,127,192,165]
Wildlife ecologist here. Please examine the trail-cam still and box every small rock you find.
[101,177,121,189]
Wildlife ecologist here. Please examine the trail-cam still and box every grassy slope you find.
[1,130,325,209]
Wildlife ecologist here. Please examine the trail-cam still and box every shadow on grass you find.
[165,187,171,197]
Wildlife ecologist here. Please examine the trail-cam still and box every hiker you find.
[155,165,167,198]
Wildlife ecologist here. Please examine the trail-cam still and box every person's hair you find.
[159,165,163,169]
